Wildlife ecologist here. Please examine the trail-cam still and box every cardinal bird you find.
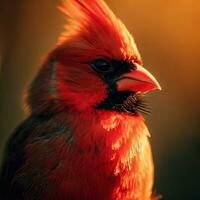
[0,0,161,199]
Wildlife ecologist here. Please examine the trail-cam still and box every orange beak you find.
[116,63,161,92]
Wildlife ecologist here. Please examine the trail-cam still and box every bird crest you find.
[57,0,141,62]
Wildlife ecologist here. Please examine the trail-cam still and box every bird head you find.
[27,0,161,115]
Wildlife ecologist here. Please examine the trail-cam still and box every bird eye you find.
[91,58,113,73]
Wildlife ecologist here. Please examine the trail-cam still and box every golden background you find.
[0,0,200,199]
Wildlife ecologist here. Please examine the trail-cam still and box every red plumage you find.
[0,0,161,199]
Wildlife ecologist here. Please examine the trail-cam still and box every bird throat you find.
[96,91,150,115]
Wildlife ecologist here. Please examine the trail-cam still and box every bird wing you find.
[0,113,73,200]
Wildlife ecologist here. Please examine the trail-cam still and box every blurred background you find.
[0,0,200,199]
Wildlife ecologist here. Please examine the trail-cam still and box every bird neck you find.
[66,110,150,164]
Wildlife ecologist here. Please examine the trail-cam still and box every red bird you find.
[0,0,161,199]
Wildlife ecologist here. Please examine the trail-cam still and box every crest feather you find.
[57,0,141,61]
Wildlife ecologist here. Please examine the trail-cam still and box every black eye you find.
[91,58,113,73]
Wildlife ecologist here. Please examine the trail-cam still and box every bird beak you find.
[116,63,161,92]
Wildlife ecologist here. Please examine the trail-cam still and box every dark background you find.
[0,0,200,199]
